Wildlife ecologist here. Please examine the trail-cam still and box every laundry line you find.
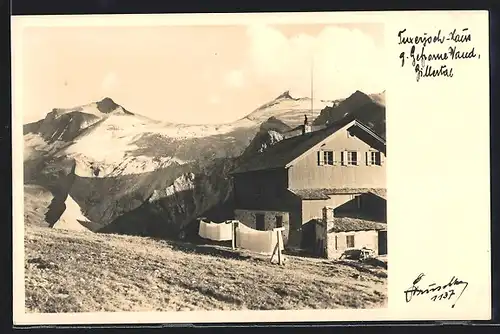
[198,219,234,241]
[235,223,284,255]
[197,219,284,256]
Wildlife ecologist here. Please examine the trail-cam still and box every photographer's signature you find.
[404,273,468,308]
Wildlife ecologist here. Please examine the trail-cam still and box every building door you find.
[256,213,265,231]
[301,221,316,252]
[378,230,387,255]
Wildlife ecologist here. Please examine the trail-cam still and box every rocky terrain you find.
[23,90,385,239]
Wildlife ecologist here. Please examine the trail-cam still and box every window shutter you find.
[366,151,370,166]
[317,151,324,166]
[341,151,346,166]
[332,151,337,165]
[356,151,360,165]
[345,234,356,248]
[380,152,385,165]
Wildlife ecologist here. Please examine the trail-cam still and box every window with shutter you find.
[319,150,335,166]
[317,151,324,166]
[323,151,334,165]
[346,151,358,165]
[369,151,382,166]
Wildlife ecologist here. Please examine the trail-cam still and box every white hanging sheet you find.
[198,220,233,241]
[235,223,284,255]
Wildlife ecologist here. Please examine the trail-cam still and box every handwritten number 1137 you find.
[431,289,456,302]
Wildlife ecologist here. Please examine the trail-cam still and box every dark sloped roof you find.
[289,188,387,200]
[232,118,384,174]
[290,189,331,200]
[313,217,386,232]
[329,217,386,233]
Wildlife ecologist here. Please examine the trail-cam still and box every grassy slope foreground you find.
[25,224,387,313]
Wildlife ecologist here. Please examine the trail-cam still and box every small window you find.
[347,151,358,165]
[346,235,355,248]
[275,215,283,228]
[370,151,382,166]
[323,151,334,165]
[318,150,335,166]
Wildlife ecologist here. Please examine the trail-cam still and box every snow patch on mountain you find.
[52,194,91,232]
[148,172,196,202]
[154,118,256,138]
[257,130,284,153]
[245,93,333,126]
[72,154,189,178]
[24,133,68,161]
[52,112,256,177]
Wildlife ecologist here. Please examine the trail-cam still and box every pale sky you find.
[20,23,384,124]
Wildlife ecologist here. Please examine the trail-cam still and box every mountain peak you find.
[95,97,133,115]
[275,90,294,100]
[99,96,116,104]
[343,90,374,105]
[96,97,120,113]
[351,90,369,98]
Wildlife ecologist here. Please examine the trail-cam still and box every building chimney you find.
[303,114,312,134]
[322,206,334,223]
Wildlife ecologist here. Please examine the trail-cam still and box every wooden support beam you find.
[270,242,279,264]
[277,229,283,265]
[231,221,238,250]
[270,227,285,265]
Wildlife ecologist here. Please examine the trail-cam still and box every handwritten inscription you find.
[403,273,469,308]
[398,28,481,82]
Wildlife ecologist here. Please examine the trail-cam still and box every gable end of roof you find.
[230,118,385,175]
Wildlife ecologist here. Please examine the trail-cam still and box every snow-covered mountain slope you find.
[25,92,327,180]
[24,97,258,178]
[243,91,336,127]
[52,195,91,232]
[23,90,385,240]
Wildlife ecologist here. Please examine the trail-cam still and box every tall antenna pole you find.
[311,54,314,120]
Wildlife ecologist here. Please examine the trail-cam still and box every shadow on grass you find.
[336,259,387,278]
[158,237,253,261]
[363,257,388,269]
[282,248,324,260]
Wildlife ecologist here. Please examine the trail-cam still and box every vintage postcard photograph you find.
[11,11,491,325]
